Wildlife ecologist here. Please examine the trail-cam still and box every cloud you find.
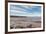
[10,10,27,14]
[21,5,32,9]
[10,5,41,17]
[15,10,27,13]
[11,13,40,17]
[10,5,27,12]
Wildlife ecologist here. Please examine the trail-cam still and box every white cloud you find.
[22,5,32,9]
[11,6,28,12]
[11,5,33,12]
[15,10,27,13]
[10,10,27,14]
[22,5,29,8]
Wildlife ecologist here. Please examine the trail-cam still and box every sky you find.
[10,4,41,17]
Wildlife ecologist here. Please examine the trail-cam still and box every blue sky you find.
[10,5,41,17]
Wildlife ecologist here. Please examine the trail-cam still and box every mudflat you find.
[10,16,41,29]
